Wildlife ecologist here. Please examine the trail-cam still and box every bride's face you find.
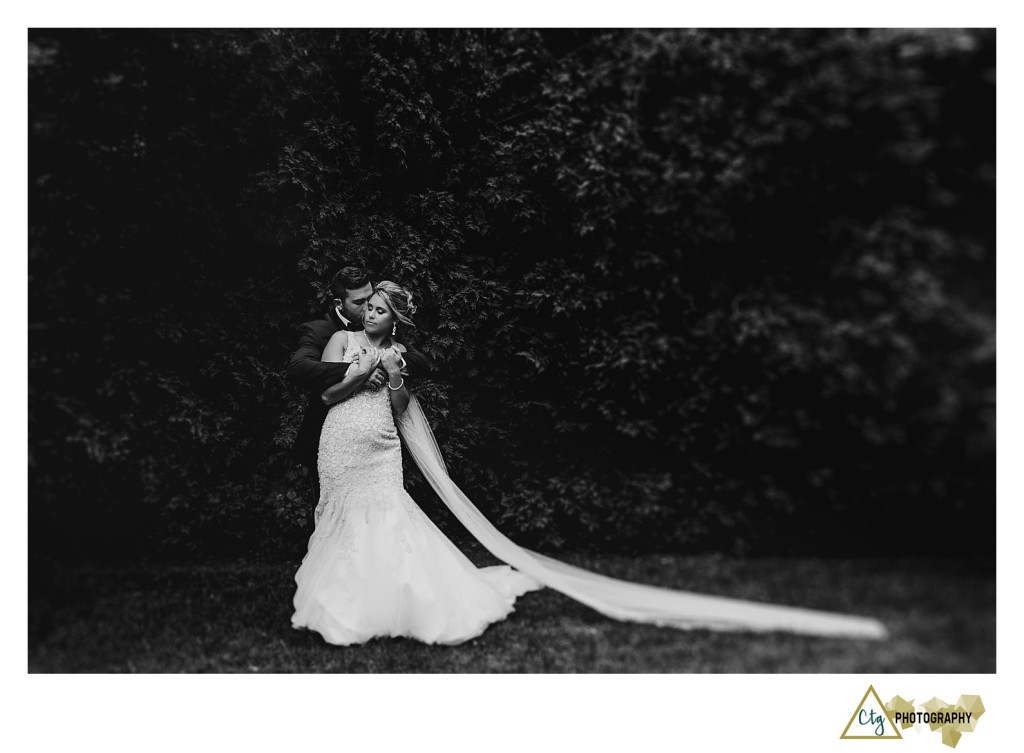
[362,293,396,335]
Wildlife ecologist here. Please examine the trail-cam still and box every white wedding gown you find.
[292,340,888,645]
[291,339,540,645]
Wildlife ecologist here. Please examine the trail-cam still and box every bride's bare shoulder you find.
[321,330,350,362]
[327,330,349,346]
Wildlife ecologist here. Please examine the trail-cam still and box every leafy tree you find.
[29,29,994,562]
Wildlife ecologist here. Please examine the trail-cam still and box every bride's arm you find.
[320,331,377,406]
[381,343,410,415]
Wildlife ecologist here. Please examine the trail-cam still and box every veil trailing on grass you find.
[396,396,888,640]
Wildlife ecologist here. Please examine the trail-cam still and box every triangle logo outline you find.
[840,684,904,740]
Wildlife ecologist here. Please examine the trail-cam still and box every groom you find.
[289,265,431,509]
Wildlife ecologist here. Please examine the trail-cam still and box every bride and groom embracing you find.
[287,266,888,647]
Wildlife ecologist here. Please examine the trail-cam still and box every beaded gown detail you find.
[291,336,540,646]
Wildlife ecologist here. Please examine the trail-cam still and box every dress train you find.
[396,396,887,640]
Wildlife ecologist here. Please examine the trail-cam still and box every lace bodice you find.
[316,331,404,523]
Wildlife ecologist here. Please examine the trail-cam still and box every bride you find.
[291,281,887,645]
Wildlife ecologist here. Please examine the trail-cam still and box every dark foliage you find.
[28,29,995,561]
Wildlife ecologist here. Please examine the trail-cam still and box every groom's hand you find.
[366,366,388,390]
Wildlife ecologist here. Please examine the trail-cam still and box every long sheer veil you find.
[396,396,887,639]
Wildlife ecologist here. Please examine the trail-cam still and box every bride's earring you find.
[392,323,397,336]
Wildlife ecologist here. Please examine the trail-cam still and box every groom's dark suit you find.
[288,310,431,484]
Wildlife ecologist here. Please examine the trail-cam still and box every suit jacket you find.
[288,314,431,471]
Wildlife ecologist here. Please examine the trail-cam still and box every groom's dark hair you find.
[329,266,372,299]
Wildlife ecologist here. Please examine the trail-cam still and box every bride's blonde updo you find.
[372,280,417,328]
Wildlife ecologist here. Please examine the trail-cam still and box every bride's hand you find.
[380,345,403,373]
[351,348,380,376]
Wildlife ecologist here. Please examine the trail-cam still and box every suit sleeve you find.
[400,341,432,383]
[288,322,353,394]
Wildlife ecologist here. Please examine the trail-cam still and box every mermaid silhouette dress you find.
[291,337,540,645]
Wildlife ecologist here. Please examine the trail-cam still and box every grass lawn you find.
[28,546,994,673]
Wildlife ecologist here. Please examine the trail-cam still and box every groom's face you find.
[335,283,374,324]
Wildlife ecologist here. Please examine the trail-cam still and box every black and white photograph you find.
[26,24,996,681]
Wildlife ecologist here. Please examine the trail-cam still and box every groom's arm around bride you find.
[287,266,432,510]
